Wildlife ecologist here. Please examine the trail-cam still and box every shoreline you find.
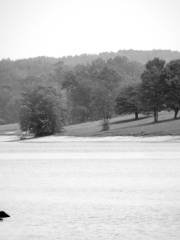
[1,134,180,143]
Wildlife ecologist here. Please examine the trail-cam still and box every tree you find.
[19,86,63,137]
[115,84,142,120]
[90,84,114,121]
[0,86,12,123]
[141,58,166,123]
[90,67,121,130]
[163,60,180,119]
[62,70,92,123]
[97,66,121,91]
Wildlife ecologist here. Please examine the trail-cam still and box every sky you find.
[0,0,180,59]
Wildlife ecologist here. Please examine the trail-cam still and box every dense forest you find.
[1,49,180,126]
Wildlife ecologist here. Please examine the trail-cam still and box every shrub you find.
[19,86,63,137]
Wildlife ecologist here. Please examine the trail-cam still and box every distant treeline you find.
[116,58,180,123]
[1,49,180,125]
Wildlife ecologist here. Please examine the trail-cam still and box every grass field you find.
[0,111,180,137]
[63,111,180,136]
[0,123,20,135]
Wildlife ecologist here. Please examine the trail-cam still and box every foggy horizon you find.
[1,48,180,61]
[0,0,179,60]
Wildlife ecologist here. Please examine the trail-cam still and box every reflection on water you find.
[0,139,180,240]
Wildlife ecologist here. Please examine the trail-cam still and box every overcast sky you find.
[0,0,179,59]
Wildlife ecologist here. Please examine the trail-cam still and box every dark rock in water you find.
[0,211,10,218]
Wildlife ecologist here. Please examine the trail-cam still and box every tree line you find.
[0,56,142,124]
[116,58,180,123]
[1,50,180,125]
[19,57,180,137]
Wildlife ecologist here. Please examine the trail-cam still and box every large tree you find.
[62,70,92,123]
[62,64,121,125]
[90,67,121,130]
[141,58,166,123]
[90,84,114,121]
[164,60,180,119]
[115,83,142,120]
[19,86,63,137]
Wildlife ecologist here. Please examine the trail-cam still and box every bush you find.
[19,86,63,137]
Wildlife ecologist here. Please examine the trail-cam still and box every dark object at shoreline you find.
[0,211,10,221]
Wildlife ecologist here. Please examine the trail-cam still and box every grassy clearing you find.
[1,111,180,137]
[0,123,20,135]
[64,111,180,137]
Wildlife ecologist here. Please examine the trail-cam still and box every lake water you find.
[0,137,180,240]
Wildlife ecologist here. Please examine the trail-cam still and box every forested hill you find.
[0,49,180,124]
[0,49,179,87]
[61,50,180,66]
[117,50,180,64]
[0,50,179,82]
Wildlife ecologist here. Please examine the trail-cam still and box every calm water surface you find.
[0,138,180,240]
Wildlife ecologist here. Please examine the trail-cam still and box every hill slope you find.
[0,111,180,138]
[63,111,180,137]
[62,50,180,66]
[1,49,180,125]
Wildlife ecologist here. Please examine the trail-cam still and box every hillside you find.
[62,50,180,66]
[63,111,180,137]
[1,49,180,125]
[0,50,179,80]
[0,49,179,89]
[1,111,180,138]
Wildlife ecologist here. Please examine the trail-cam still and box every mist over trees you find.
[1,50,180,133]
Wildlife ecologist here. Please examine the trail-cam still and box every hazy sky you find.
[0,0,179,59]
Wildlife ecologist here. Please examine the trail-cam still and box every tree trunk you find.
[102,118,109,131]
[135,112,139,120]
[174,108,179,119]
[154,109,158,123]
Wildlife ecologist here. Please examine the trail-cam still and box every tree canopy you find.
[19,86,63,137]
[2,53,180,130]
[141,58,166,122]
[163,60,180,119]
[115,83,142,120]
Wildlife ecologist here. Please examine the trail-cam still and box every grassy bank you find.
[0,123,20,135]
[64,111,180,137]
[1,111,180,137]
